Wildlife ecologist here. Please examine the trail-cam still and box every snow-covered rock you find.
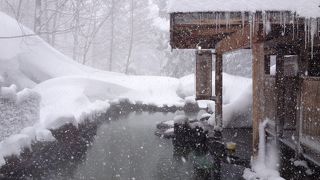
[0,86,40,141]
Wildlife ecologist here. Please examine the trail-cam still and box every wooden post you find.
[296,48,309,157]
[196,50,213,100]
[252,42,265,156]
[215,53,223,129]
[275,55,285,138]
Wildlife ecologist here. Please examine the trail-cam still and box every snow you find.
[33,76,127,128]
[163,120,175,127]
[0,75,4,84]
[294,160,313,175]
[177,72,252,127]
[0,86,41,141]
[0,10,253,167]
[0,11,123,90]
[168,0,320,18]
[1,84,17,100]
[243,120,284,180]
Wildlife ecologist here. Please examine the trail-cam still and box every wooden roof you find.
[170,11,320,50]
[168,0,320,18]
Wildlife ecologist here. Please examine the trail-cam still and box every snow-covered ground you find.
[0,11,253,167]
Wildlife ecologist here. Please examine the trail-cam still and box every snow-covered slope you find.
[0,12,122,89]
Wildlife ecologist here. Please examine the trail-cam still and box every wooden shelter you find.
[169,1,320,165]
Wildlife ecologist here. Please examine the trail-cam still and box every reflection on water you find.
[1,111,250,180]
[67,112,248,180]
[72,112,196,180]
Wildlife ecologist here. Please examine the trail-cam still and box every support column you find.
[275,55,285,138]
[215,53,223,129]
[252,43,265,157]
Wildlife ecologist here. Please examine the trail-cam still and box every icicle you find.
[307,18,310,44]
[262,11,266,35]
[252,12,255,38]
[304,18,308,49]
[310,18,317,59]
[218,12,221,29]
[215,12,218,31]
[282,12,287,36]
[218,13,221,29]
[292,12,295,40]
[296,15,299,39]
[241,11,245,29]
[318,18,320,37]
[266,12,271,35]
[225,12,230,29]
[249,12,254,48]
[280,12,283,30]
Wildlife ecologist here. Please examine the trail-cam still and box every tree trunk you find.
[125,0,134,74]
[108,0,115,71]
[44,0,51,42]
[50,0,60,47]
[16,0,23,21]
[34,0,42,34]
[73,0,81,61]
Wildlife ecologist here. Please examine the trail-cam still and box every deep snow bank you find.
[33,76,128,129]
[0,12,123,90]
[32,75,183,129]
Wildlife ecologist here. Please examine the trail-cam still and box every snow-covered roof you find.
[168,0,320,18]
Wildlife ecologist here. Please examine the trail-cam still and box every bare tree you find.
[125,0,134,74]
[108,0,115,71]
[34,0,42,34]
[43,0,51,42]
[16,0,23,21]
[72,0,81,61]
[81,3,112,64]
[50,0,60,46]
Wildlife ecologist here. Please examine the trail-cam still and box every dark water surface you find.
[40,112,250,180]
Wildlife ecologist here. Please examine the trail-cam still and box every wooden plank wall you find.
[283,77,299,129]
[301,77,320,149]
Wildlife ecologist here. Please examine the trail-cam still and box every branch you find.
[0,26,82,39]
[0,34,37,39]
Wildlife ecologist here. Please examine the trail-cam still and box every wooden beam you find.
[215,53,223,128]
[216,25,251,54]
